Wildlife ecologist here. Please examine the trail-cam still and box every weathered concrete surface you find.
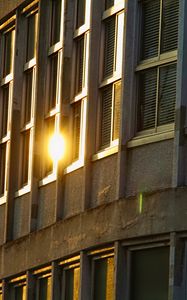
[1,186,187,279]
[0,0,25,20]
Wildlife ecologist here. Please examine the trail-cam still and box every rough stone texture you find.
[1,186,186,279]
[37,182,56,230]
[0,204,5,245]
[126,140,173,196]
[0,0,25,20]
[63,168,84,218]
[13,194,30,239]
[91,154,118,207]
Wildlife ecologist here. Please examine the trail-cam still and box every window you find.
[76,0,85,28]
[8,276,26,300]
[98,2,124,150]
[19,8,38,190]
[91,251,114,300]
[33,267,52,300]
[0,23,15,200]
[130,246,169,300]
[137,0,179,133]
[60,258,80,300]
[42,0,63,180]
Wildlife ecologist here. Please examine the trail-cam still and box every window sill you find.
[64,159,84,174]
[127,129,174,148]
[102,1,125,20]
[15,184,31,198]
[92,144,119,161]
[39,173,57,187]
[74,24,89,38]
[0,194,7,205]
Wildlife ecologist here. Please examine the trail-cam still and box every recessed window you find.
[48,54,58,111]
[44,117,55,176]
[26,12,38,61]
[103,16,115,79]
[137,0,179,133]
[92,256,114,300]
[72,102,81,161]
[0,143,6,196]
[3,29,15,76]
[105,0,114,10]
[51,0,62,45]
[24,70,33,124]
[75,36,85,95]
[37,275,52,299]
[76,0,85,28]
[0,85,9,139]
[20,131,30,186]
[131,247,169,300]
[61,264,80,300]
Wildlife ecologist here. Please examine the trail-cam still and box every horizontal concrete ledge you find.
[1,186,187,278]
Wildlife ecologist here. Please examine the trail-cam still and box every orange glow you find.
[48,133,65,162]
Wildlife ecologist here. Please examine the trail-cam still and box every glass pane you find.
[76,0,85,28]
[113,81,121,140]
[93,257,114,300]
[103,16,115,79]
[72,102,81,161]
[51,0,62,45]
[1,85,9,138]
[21,131,30,186]
[38,276,51,300]
[27,12,37,61]
[75,36,84,95]
[105,0,114,10]
[45,118,55,175]
[131,247,169,300]
[15,285,26,300]
[24,69,33,124]
[101,85,113,148]
[0,293,2,300]
[0,143,6,196]
[141,0,160,60]
[161,0,179,53]
[158,63,176,126]
[48,54,58,111]
[64,267,80,300]
[138,68,157,131]
[4,29,14,76]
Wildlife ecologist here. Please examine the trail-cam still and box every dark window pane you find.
[75,36,84,95]
[138,68,157,131]
[38,277,51,300]
[27,13,37,61]
[141,0,160,59]
[131,247,169,300]
[72,102,81,161]
[161,0,179,53]
[76,0,85,28]
[51,0,61,45]
[93,257,114,300]
[0,143,6,196]
[105,0,114,10]
[113,80,121,140]
[103,16,115,79]
[64,267,80,300]
[24,70,33,124]
[48,54,58,111]
[158,63,176,126]
[45,118,55,175]
[101,85,113,148]
[21,131,30,187]
[4,30,14,76]
[1,85,9,138]
[15,285,26,300]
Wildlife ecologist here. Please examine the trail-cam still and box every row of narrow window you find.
[0,0,179,197]
[0,245,169,300]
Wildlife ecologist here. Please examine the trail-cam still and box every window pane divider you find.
[48,42,63,56]
[99,74,121,88]
[136,55,177,72]
[1,74,13,86]
[73,25,89,39]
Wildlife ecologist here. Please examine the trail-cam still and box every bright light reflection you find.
[48,133,65,162]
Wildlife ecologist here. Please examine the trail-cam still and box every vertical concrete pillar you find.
[80,251,91,300]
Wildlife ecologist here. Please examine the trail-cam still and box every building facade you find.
[0,0,186,299]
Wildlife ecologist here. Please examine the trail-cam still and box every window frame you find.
[8,275,27,300]
[0,20,15,204]
[39,0,64,186]
[15,6,38,197]
[135,0,178,136]
[95,2,124,154]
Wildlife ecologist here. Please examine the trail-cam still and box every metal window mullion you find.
[158,0,163,58]
[155,67,160,131]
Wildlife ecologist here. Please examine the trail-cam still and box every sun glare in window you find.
[48,133,65,162]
